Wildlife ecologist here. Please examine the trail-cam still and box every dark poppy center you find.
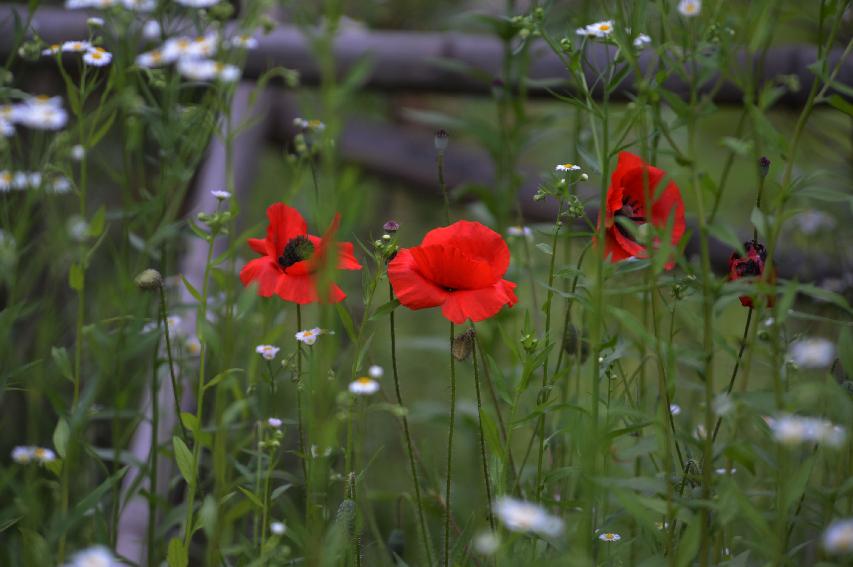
[614,197,647,241]
[278,236,314,269]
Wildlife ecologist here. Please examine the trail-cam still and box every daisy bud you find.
[387,528,405,560]
[87,17,105,28]
[758,156,771,178]
[451,329,475,361]
[559,38,572,52]
[581,173,589,181]
[135,268,163,291]
[383,220,400,233]
[382,234,391,241]
[434,129,449,153]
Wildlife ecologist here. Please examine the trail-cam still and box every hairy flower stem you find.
[389,285,434,565]
[711,308,754,442]
[295,304,309,508]
[471,325,495,532]
[535,201,564,502]
[160,286,188,441]
[437,151,450,225]
[444,321,457,567]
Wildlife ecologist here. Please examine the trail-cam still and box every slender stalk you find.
[437,149,450,224]
[160,286,189,441]
[443,321,456,567]
[711,308,753,442]
[295,304,309,505]
[471,326,495,532]
[389,284,434,565]
[147,330,160,567]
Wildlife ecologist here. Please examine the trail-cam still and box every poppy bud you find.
[383,220,400,233]
[562,323,589,363]
[387,528,405,561]
[758,156,771,178]
[452,329,475,361]
[434,129,449,154]
[135,268,163,291]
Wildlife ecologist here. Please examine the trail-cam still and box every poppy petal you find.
[410,244,497,290]
[337,242,362,270]
[440,279,517,324]
[421,221,510,281]
[275,273,318,304]
[239,257,282,297]
[266,203,308,257]
[248,237,269,256]
[388,249,449,310]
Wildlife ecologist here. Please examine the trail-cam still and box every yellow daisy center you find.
[599,24,611,31]
[356,377,372,385]
[34,448,47,458]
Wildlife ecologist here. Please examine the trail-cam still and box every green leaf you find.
[167,537,188,567]
[335,302,358,342]
[203,369,243,393]
[828,94,853,117]
[180,412,199,434]
[180,274,202,304]
[173,436,194,486]
[53,418,70,459]
[55,467,127,539]
[51,347,74,383]
[838,327,853,381]
[68,263,84,292]
[368,299,400,321]
[675,516,701,567]
[88,205,106,237]
[237,485,264,509]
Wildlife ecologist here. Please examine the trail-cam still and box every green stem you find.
[389,284,434,565]
[160,286,189,442]
[296,304,309,509]
[471,326,495,533]
[443,321,456,567]
[437,150,450,224]
[148,328,160,567]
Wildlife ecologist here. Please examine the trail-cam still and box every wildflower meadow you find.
[1,0,852,565]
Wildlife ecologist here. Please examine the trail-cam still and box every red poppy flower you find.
[239,203,361,304]
[388,220,518,324]
[600,151,686,268]
[728,240,775,308]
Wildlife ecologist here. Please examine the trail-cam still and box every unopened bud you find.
[758,156,770,178]
[383,220,400,233]
[562,323,589,363]
[387,528,405,560]
[135,268,163,291]
[434,129,449,153]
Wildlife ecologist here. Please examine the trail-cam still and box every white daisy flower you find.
[713,393,733,416]
[295,328,323,346]
[0,170,12,191]
[576,21,615,39]
[823,518,853,554]
[310,445,332,458]
[11,446,34,464]
[669,403,681,416]
[348,377,380,396]
[368,365,384,379]
[185,336,201,356]
[177,58,240,83]
[67,216,89,242]
[87,17,105,27]
[633,33,652,48]
[142,20,162,41]
[267,417,283,428]
[555,163,581,172]
[228,34,259,49]
[293,117,326,132]
[42,44,62,56]
[270,521,286,535]
[473,531,500,555]
[65,545,120,567]
[69,145,85,161]
[176,0,220,6]
[507,226,533,238]
[211,189,231,200]
[83,47,112,67]
[136,49,168,68]
[62,40,92,53]
[32,447,56,463]
[122,0,156,10]
[255,344,280,361]
[714,467,737,475]
[65,0,94,8]
[493,496,564,537]
[0,119,13,137]
[678,0,701,17]
[788,337,835,369]
[768,414,847,447]
[15,96,68,130]
[598,532,621,542]
[51,176,72,194]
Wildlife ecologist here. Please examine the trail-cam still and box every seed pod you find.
[387,528,405,562]
[452,329,476,361]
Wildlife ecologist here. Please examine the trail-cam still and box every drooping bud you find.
[434,129,449,154]
[387,528,405,561]
[562,322,589,363]
[452,328,476,361]
[135,268,163,291]
[758,156,771,178]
